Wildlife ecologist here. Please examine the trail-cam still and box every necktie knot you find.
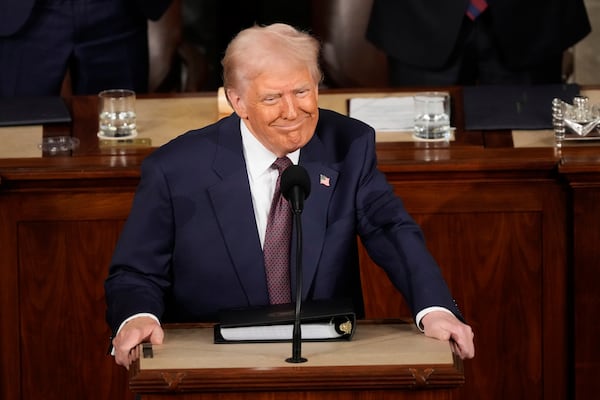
[272,156,292,174]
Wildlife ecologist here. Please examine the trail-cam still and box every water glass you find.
[413,92,451,140]
[98,89,137,138]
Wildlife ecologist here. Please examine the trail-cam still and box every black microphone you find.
[280,164,310,363]
[281,165,311,214]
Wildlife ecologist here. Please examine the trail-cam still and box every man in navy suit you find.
[105,23,475,369]
[367,0,591,85]
[0,0,171,96]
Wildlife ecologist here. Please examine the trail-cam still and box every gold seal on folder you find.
[338,319,353,335]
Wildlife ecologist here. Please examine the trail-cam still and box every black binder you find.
[463,84,580,130]
[0,97,71,127]
[214,298,356,343]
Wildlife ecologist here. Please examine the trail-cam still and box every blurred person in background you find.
[367,0,591,86]
[0,0,172,97]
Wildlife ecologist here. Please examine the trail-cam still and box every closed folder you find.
[213,298,356,343]
[463,84,580,130]
[0,97,71,127]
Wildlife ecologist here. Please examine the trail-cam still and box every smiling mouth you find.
[276,123,304,132]
[273,119,306,131]
[273,116,312,131]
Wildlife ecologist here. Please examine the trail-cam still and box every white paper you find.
[219,322,342,341]
[349,97,415,132]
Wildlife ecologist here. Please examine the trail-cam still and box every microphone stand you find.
[286,208,307,363]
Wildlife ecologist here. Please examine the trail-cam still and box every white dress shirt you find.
[239,119,300,248]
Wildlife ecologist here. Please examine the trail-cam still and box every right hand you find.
[112,316,164,369]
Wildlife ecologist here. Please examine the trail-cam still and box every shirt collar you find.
[240,119,300,180]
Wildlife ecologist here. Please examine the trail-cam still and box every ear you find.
[226,88,248,119]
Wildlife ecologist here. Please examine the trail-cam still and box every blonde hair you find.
[221,23,322,93]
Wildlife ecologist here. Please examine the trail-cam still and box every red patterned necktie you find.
[263,156,293,304]
[466,0,488,20]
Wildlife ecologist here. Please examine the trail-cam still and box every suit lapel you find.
[208,116,269,305]
[293,134,338,299]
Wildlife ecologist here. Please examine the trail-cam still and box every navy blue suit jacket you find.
[105,109,460,333]
[0,0,171,36]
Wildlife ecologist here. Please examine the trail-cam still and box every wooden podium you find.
[129,321,464,400]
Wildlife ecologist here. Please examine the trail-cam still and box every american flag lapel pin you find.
[319,174,330,187]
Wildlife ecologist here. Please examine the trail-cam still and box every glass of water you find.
[413,92,451,140]
[98,89,137,139]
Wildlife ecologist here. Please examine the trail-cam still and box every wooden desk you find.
[130,323,463,400]
[1,88,599,400]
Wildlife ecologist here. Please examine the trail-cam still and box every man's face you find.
[228,62,319,157]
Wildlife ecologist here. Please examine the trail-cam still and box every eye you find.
[262,95,279,105]
[296,88,310,97]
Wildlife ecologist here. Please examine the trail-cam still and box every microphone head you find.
[281,165,311,201]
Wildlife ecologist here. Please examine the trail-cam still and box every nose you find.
[281,94,298,119]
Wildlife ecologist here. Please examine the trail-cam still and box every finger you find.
[133,345,140,363]
[450,339,459,354]
[115,347,130,368]
[450,339,467,359]
[113,339,133,367]
[450,332,475,359]
[126,346,140,369]
[126,349,135,370]
[150,325,165,345]
[114,332,141,367]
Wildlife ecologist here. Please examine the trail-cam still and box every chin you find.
[288,133,312,148]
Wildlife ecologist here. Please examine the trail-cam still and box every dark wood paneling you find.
[559,158,600,400]
[422,212,543,399]
[0,187,136,400]
[359,178,566,399]
[572,188,600,398]
[0,164,141,400]
[138,391,457,400]
[18,220,131,400]
[0,195,21,400]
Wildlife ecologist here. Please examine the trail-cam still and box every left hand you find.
[421,310,475,359]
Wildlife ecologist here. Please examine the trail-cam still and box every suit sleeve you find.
[104,155,174,334]
[353,128,463,320]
